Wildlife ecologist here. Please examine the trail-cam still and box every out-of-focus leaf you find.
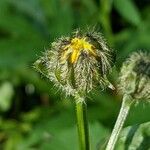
[99,0,113,42]
[0,118,27,150]
[88,91,120,126]
[0,0,49,69]
[40,0,74,38]
[4,132,23,150]
[114,20,150,63]
[126,102,150,126]
[9,0,46,24]
[78,0,98,28]
[16,109,109,150]
[39,122,109,150]
[0,38,47,69]
[115,122,150,150]
[114,0,141,26]
[0,82,14,111]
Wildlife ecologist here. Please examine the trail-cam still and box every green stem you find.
[75,97,90,150]
[106,95,133,150]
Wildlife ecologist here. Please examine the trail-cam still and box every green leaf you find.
[0,0,49,69]
[16,109,109,150]
[115,122,150,150]
[40,0,74,38]
[9,0,46,24]
[0,82,14,111]
[114,0,141,26]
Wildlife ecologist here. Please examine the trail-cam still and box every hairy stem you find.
[75,97,90,150]
[106,95,133,150]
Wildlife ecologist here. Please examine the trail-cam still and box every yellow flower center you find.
[61,37,96,64]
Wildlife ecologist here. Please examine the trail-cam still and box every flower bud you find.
[119,52,150,100]
[34,29,115,97]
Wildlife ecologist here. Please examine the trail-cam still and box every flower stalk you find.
[75,96,90,150]
[106,94,133,150]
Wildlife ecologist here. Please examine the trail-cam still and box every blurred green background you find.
[0,0,150,149]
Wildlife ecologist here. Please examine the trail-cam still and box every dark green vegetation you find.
[0,0,150,149]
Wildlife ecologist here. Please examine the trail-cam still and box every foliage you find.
[116,121,150,150]
[0,0,150,149]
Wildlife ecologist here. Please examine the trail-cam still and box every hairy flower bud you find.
[34,29,115,97]
[119,52,150,100]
